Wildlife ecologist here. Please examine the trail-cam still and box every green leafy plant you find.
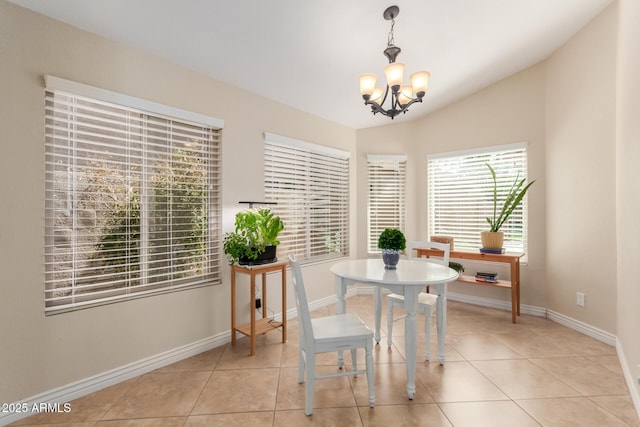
[485,163,535,232]
[377,228,406,251]
[448,261,465,273]
[255,208,284,246]
[223,208,284,264]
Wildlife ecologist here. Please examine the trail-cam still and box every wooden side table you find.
[230,260,287,355]
[416,248,524,323]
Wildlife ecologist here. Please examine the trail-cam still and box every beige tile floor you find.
[10,295,640,427]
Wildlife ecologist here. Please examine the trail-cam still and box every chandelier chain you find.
[387,18,396,48]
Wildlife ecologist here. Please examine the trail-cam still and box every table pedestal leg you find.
[404,289,418,400]
[373,287,382,344]
[437,284,447,365]
[335,276,346,368]
[404,310,417,399]
[335,276,346,314]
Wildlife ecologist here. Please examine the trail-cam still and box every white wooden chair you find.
[386,241,450,362]
[288,254,375,416]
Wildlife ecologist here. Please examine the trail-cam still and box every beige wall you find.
[0,0,356,403]
[357,1,630,402]
[357,63,547,308]
[357,3,618,330]
[355,122,417,255]
[545,4,617,331]
[616,0,640,408]
[359,3,619,329]
[2,0,638,415]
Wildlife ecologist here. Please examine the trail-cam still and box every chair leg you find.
[365,343,375,408]
[424,307,432,361]
[305,353,315,416]
[350,348,357,374]
[387,299,394,347]
[298,348,305,384]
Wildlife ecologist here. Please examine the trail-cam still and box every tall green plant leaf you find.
[485,163,535,232]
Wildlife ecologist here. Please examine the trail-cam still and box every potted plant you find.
[378,228,406,269]
[483,163,535,250]
[448,261,465,273]
[223,208,284,265]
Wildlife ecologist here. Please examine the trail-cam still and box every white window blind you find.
[427,143,529,253]
[367,155,407,254]
[44,77,222,314]
[264,133,350,263]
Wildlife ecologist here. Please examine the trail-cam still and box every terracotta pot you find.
[481,231,504,249]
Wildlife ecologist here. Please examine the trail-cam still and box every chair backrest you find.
[288,254,314,349]
[406,240,450,267]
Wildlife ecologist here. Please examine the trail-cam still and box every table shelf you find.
[416,248,524,323]
[457,274,512,289]
[230,260,287,355]
[235,317,283,338]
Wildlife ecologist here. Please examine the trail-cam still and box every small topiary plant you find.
[377,228,406,251]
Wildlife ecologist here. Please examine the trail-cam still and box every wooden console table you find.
[415,248,524,323]
[230,260,287,355]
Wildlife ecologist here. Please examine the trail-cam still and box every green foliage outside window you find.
[84,148,208,288]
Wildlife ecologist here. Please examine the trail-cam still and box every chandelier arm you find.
[389,91,399,113]
[364,91,423,119]
[401,97,423,110]
[365,101,400,118]
[365,99,388,116]
[391,97,423,118]
[379,85,391,107]
[394,91,404,111]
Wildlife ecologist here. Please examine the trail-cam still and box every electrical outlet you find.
[255,298,262,309]
[576,292,585,307]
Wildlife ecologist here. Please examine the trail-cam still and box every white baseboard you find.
[446,290,548,318]
[358,287,637,419]
[0,332,228,426]
[1,288,356,427]
[445,292,616,347]
[616,340,640,423]
[355,285,612,346]
[0,286,627,426]
[546,309,616,346]
[355,285,547,318]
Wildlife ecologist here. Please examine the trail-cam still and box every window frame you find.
[44,76,223,314]
[427,142,530,254]
[264,133,350,264]
[367,154,407,255]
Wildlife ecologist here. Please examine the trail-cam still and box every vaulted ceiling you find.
[10,0,612,129]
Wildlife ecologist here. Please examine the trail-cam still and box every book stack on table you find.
[479,247,506,254]
[475,272,498,283]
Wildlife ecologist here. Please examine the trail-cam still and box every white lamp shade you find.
[359,73,377,96]
[384,62,405,89]
[410,70,430,96]
[370,87,384,102]
[398,85,413,106]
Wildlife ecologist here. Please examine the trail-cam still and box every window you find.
[367,155,407,254]
[264,133,350,263]
[44,76,223,314]
[427,143,529,253]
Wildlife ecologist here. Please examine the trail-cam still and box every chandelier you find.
[359,5,430,119]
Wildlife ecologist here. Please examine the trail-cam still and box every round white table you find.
[330,258,459,399]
